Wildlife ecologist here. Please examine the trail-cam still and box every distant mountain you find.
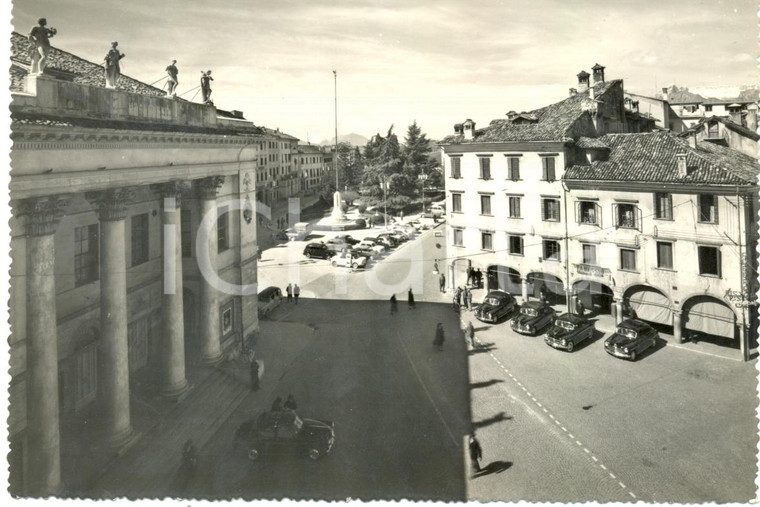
[319,133,369,147]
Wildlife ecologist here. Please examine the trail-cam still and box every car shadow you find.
[304,234,325,240]
[473,461,512,478]
[571,328,606,352]
[469,379,505,390]
[472,412,512,430]
[635,337,668,361]
[469,342,497,355]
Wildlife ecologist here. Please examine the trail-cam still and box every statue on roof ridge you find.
[103,41,125,89]
[28,18,56,76]
[200,70,214,105]
[165,60,178,96]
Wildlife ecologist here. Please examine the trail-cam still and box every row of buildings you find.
[441,64,758,361]
[7,32,334,496]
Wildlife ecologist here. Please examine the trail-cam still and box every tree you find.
[360,125,404,197]
[402,121,436,180]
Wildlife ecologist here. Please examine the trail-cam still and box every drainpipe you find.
[737,187,749,361]
[561,178,572,313]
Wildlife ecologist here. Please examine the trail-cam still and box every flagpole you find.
[333,70,338,191]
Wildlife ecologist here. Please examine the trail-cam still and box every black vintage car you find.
[511,300,556,335]
[234,410,335,461]
[303,242,331,259]
[333,234,361,246]
[604,318,659,361]
[544,313,595,352]
[475,290,517,323]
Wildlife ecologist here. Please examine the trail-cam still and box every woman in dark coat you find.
[408,288,416,309]
[390,294,398,314]
[433,323,445,350]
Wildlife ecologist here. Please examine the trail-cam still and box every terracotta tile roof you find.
[564,131,759,186]
[678,115,760,142]
[10,31,165,96]
[441,80,621,144]
[575,136,609,149]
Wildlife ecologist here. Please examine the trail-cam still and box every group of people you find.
[453,286,474,312]
[28,18,214,102]
[285,283,301,303]
[465,266,484,288]
[389,288,416,314]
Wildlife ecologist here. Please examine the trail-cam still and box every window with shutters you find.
[131,213,149,267]
[582,243,597,265]
[619,248,636,272]
[508,196,521,218]
[543,240,561,261]
[481,231,493,251]
[74,224,99,286]
[451,193,463,212]
[542,157,556,181]
[507,157,520,180]
[509,235,524,255]
[656,241,674,269]
[577,201,598,225]
[218,206,229,252]
[480,195,492,215]
[453,228,464,247]
[654,193,673,220]
[615,203,638,229]
[450,157,461,178]
[698,194,718,224]
[698,246,721,277]
[541,198,560,222]
[479,157,491,180]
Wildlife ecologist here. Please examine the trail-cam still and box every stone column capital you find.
[195,176,225,200]
[151,180,191,207]
[85,187,136,221]
[18,195,69,237]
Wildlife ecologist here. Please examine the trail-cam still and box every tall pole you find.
[333,70,338,191]
[383,181,388,230]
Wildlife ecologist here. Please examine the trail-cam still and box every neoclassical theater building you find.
[9,38,267,494]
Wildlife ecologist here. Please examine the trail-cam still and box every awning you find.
[574,281,612,309]
[530,274,564,299]
[684,298,736,339]
[628,287,672,325]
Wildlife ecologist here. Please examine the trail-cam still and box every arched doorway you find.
[682,295,738,347]
[573,280,614,316]
[527,273,564,304]
[449,257,472,289]
[487,265,521,294]
[623,285,672,326]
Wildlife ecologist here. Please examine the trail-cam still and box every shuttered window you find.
[541,198,560,222]
[508,196,521,218]
[450,157,461,178]
[543,240,560,261]
[479,157,491,180]
[507,157,520,180]
[698,194,718,224]
[480,195,492,215]
[542,157,556,181]
[654,193,673,220]
[656,241,674,269]
[509,235,524,255]
[481,232,493,251]
[698,246,721,277]
[620,248,636,271]
[452,193,462,212]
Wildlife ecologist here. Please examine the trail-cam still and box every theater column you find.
[196,176,225,364]
[22,195,68,495]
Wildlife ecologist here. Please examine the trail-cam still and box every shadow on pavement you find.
[474,461,512,478]
[469,343,496,355]
[470,379,504,390]
[472,412,512,430]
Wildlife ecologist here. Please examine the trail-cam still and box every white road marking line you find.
[526,392,532,397]
[618,482,626,489]
[561,426,567,432]
[536,402,542,407]
[568,433,574,439]
[575,440,582,446]
[583,448,590,454]
[394,331,458,448]
[548,414,555,420]
[629,492,637,499]
[600,464,607,470]
[554,420,560,425]
[609,473,616,480]
[591,456,598,462]
[542,407,548,413]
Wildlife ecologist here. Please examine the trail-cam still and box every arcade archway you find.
[682,295,738,347]
[623,285,672,326]
[573,280,614,316]
[526,272,564,304]
[486,265,521,294]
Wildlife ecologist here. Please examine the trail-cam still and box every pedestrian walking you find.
[433,322,445,351]
[455,286,463,307]
[466,288,473,311]
[271,396,283,412]
[474,268,483,288]
[468,433,483,477]
[465,321,476,348]
[575,296,585,317]
[390,294,398,314]
[294,284,300,304]
[408,288,416,309]
[286,283,293,303]
[539,284,548,303]
[433,259,439,274]
[284,394,297,411]
[439,272,446,293]
[249,358,260,391]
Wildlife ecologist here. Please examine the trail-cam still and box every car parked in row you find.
[303,242,331,259]
[368,235,397,248]
[358,239,386,255]
[511,300,555,335]
[544,313,596,352]
[234,409,335,462]
[475,290,518,323]
[604,319,659,361]
[333,234,361,246]
[331,251,367,269]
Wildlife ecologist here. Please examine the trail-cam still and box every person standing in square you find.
[293,284,300,304]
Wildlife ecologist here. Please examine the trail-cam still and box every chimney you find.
[589,86,596,101]
[688,130,697,149]
[453,123,463,135]
[727,104,743,125]
[747,103,758,132]
[661,87,669,103]
[577,70,590,93]
[591,63,605,85]
[569,88,577,97]
[676,153,688,177]
[463,119,476,140]
[632,100,639,113]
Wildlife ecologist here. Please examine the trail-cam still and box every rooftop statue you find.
[200,70,214,104]
[165,60,178,96]
[28,18,56,75]
[103,41,125,89]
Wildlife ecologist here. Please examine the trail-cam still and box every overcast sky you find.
[9,0,758,142]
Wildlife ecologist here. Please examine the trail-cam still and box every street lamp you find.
[418,172,428,215]
[380,177,389,229]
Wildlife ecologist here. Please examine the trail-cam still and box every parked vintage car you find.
[604,318,659,361]
[544,313,596,352]
[365,236,395,249]
[303,242,331,259]
[349,244,376,259]
[372,234,398,248]
[511,300,556,335]
[233,410,335,461]
[475,290,518,323]
[257,286,283,317]
[358,239,386,255]
[333,234,361,246]
[330,251,368,269]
